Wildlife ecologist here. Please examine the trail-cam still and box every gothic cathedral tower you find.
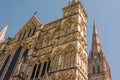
[0,0,112,80]
[88,22,112,80]
[49,0,88,80]
[0,0,88,80]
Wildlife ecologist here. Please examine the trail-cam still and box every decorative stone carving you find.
[37,31,52,48]
[36,46,53,57]
[25,55,34,66]
[64,44,76,68]
[11,71,28,80]
[0,0,113,80]
[41,73,49,80]
[51,28,60,46]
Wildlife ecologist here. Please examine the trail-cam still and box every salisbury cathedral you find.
[0,0,112,80]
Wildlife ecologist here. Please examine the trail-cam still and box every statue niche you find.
[52,47,64,71]
[51,28,59,46]
[64,44,76,68]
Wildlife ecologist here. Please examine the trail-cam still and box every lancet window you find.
[3,46,22,80]
[30,58,51,80]
[0,55,10,77]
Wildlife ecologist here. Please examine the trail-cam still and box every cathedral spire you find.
[92,21,102,49]
[88,21,112,80]
[89,21,105,58]
[89,21,105,59]
[0,25,8,43]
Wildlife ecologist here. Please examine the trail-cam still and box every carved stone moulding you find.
[50,69,75,80]
[36,46,53,57]
[43,20,60,31]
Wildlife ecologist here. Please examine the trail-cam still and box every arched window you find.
[47,60,51,72]
[0,55,10,77]
[3,46,22,80]
[97,66,100,73]
[30,58,51,79]
[35,63,41,78]
[30,64,37,79]
[28,29,32,37]
[29,27,36,37]
[22,49,28,58]
[21,32,26,39]
[18,34,22,40]
[32,27,36,36]
[93,66,95,74]
[98,53,100,58]
[41,61,47,77]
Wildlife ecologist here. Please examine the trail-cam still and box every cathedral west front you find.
[0,0,112,80]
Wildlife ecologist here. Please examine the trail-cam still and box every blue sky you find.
[0,0,119,79]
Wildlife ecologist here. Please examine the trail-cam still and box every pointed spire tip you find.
[72,0,79,3]
[92,20,102,49]
[34,11,37,15]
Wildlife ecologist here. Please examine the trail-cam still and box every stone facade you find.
[0,0,111,80]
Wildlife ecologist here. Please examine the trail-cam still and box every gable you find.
[14,15,42,41]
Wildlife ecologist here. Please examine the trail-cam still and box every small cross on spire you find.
[34,11,37,15]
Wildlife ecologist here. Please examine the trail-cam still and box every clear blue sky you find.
[0,0,119,79]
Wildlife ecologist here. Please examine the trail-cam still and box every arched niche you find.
[61,18,77,36]
[64,44,76,67]
[52,47,64,69]
[51,28,60,45]
[39,31,51,48]
[53,47,63,55]
[22,49,29,58]
[65,44,76,52]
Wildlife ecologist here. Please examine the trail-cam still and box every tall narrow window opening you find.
[93,66,95,74]
[35,63,41,78]
[18,34,22,40]
[32,27,36,36]
[98,53,100,58]
[22,49,28,58]
[47,60,51,72]
[3,46,22,80]
[21,32,26,39]
[29,29,34,37]
[41,61,47,77]
[30,64,37,79]
[0,55,10,77]
[97,66,100,73]
[28,29,32,37]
